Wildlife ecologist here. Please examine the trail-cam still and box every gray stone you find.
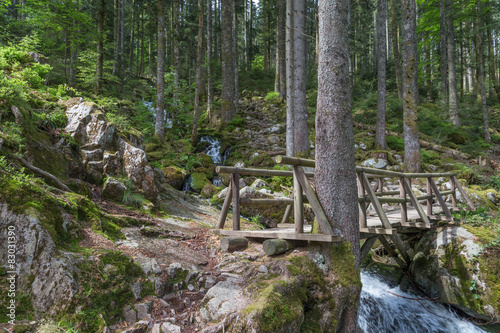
[123,309,137,323]
[102,177,127,200]
[198,280,249,322]
[86,161,104,184]
[217,187,228,199]
[167,263,184,278]
[234,161,246,168]
[134,303,150,320]
[161,322,181,333]
[130,281,143,300]
[135,257,161,276]
[258,265,268,274]
[361,158,388,169]
[239,186,256,198]
[250,179,268,189]
[80,148,103,164]
[103,151,122,177]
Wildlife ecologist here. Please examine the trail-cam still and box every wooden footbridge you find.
[214,156,475,265]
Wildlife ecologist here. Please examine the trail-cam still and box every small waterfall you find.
[199,136,229,188]
[142,100,172,128]
[359,271,486,333]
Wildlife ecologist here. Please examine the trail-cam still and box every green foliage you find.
[252,55,265,71]
[0,121,25,152]
[265,91,280,103]
[33,109,67,131]
[121,179,145,209]
[226,115,246,132]
[386,135,405,152]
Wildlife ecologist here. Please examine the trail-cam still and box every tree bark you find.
[446,0,460,127]
[113,0,119,75]
[375,0,387,151]
[155,0,166,141]
[233,0,239,113]
[207,0,214,115]
[220,0,235,125]
[275,0,286,99]
[173,0,180,104]
[191,0,205,145]
[439,0,447,105]
[96,0,105,94]
[120,0,125,77]
[293,0,308,157]
[317,1,361,331]
[476,0,491,143]
[390,0,402,100]
[128,0,135,73]
[487,25,500,103]
[285,0,294,156]
[401,0,421,173]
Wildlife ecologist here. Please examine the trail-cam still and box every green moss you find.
[328,242,362,288]
[69,250,152,332]
[463,225,497,245]
[190,172,210,192]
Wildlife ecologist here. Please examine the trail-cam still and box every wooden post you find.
[378,235,408,270]
[426,177,433,216]
[360,236,378,263]
[357,172,367,229]
[231,174,240,230]
[399,177,408,223]
[377,178,384,194]
[293,167,304,234]
[217,184,233,229]
[220,237,249,252]
[428,177,453,220]
[452,176,476,210]
[401,178,431,227]
[293,166,336,236]
[263,239,297,255]
[281,205,293,225]
[450,176,458,209]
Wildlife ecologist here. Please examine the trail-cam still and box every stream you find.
[359,271,486,332]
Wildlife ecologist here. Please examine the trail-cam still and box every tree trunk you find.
[191,0,205,145]
[220,0,235,125]
[155,0,166,141]
[207,0,214,115]
[293,0,308,157]
[390,0,402,100]
[439,0,447,105]
[140,7,145,75]
[476,0,491,143]
[488,25,500,103]
[375,0,387,151]
[120,0,125,75]
[317,0,361,331]
[113,0,120,75]
[69,32,77,87]
[285,0,294,156]
[275,0,286,99]
[233,0,239,114]
[446,0,460,127]
[128,0,135,73]
[401,0,421,173]
[96,0,105,94]
[173,0,180,104]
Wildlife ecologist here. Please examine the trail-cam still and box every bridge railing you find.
[215,156,475,246]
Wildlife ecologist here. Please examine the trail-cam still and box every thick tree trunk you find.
[221,0,235,125]
[446,0,460,127]
[207,0,214,115]
[285,0,294,156]
[155,0,166,141]
[191,0,205,145]
[390,0,402,100]
[140,8,145,75]
[476,0,491,143]
[401,0,421,173]
[120,0,125,76]
[317,1,361,331]
[375,0,387,151]
[293,0,308,157]
[96,0,105,94]
[69,34,77,88]
[439,0,447,105]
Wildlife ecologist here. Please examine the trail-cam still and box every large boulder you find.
[119,138,158,202]
[102,177,127,201]
[410,226,499,322]
[0,203,80,316]
[162,166,188,190]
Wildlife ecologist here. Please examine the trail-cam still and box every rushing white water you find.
[142,100,172,128]
[359,271,486,333]
[200,136,224,164]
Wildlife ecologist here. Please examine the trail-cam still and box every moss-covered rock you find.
[410,226,499,321]
[201,183,219,199]
[186,172,210,193]
[162,166,187,190]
